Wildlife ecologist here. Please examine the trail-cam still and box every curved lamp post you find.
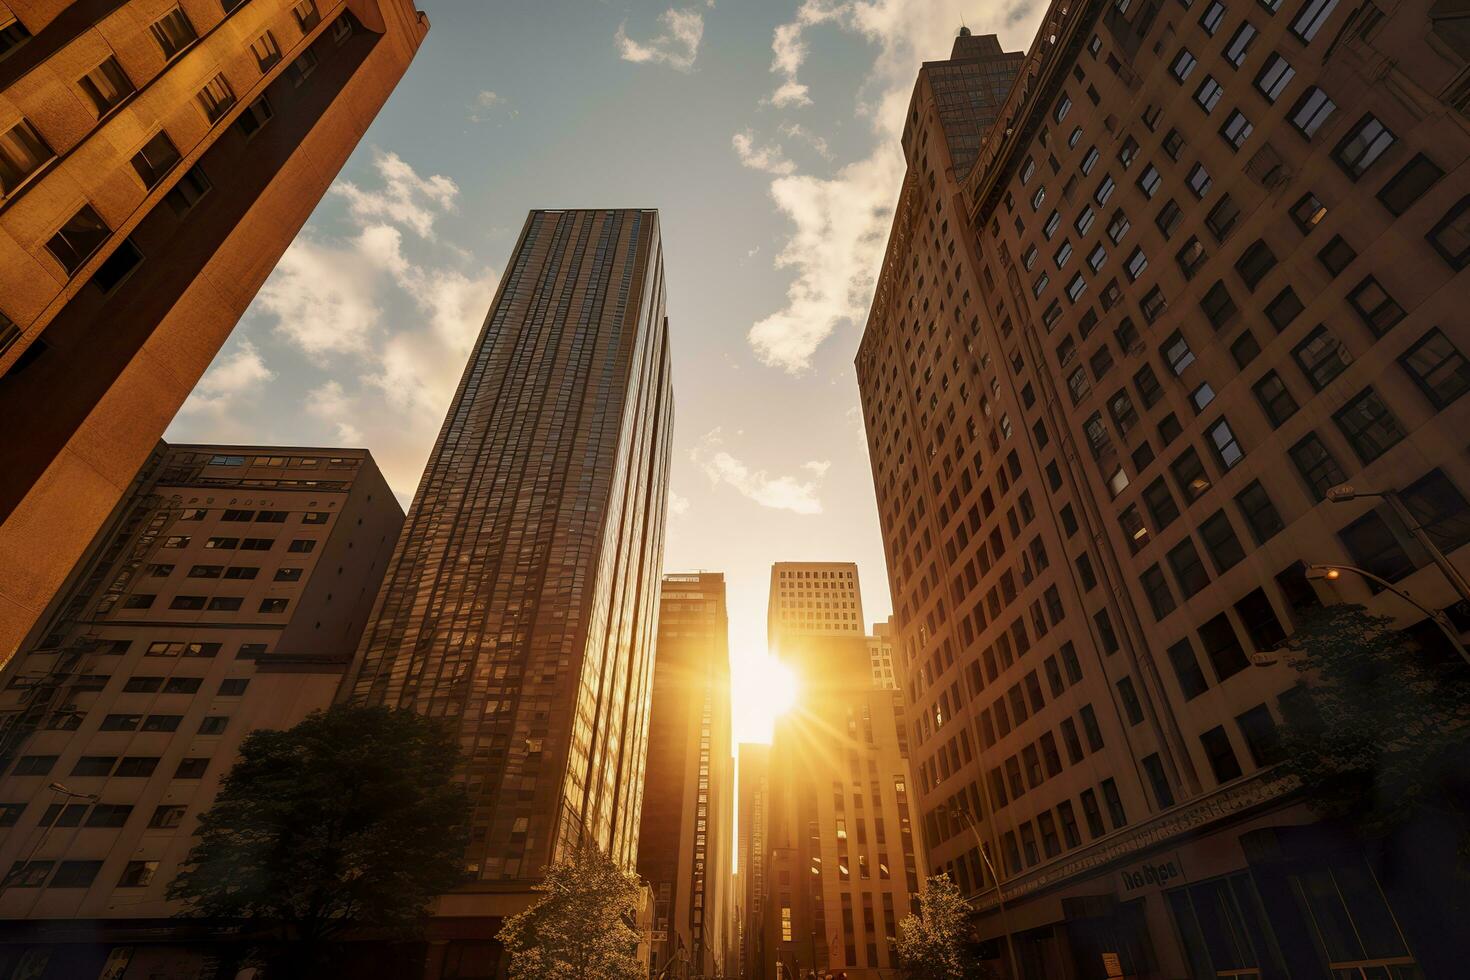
[1304,562,1470,668]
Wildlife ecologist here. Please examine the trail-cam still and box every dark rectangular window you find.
[1200,726,1243,783]
[1253,371,1298,428]
[1402,469,1470,555]
[1265,287,1304,331]
[1142,753,1175,807]
[79,56,134,116]
[1234,588,1287,651]
[1200,281,1237,330]
[46,205,110,274]
[1345,276,1404,336]
[1235,704,1284,766]
[1142,564,1176,620]
[1199,614,1250,682]
[1427,195,1470,270]
[130,131,180,188]
[1332,113,1395,179]
[1081,789,1106,836]
[1377,153,1443,216]
[1199,510,1245,572]
[1234,239,1277,291]
[1289,432,1347,500]
[1234,480,1285,544]
[1289,86,1335,138]
[1167,639,1210,699]
[1292,326,1351,391]
[1101,778,1128,828]
[1317,234,1357,276]
[1400,329,1470,409]
[1333,388,1405,463]
[1167,538,1211,597]
[1339,510,1415,582]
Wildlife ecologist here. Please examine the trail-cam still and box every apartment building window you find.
[1234,481,1285,544]
[1292,0,1341,42]
[1200,511,1246,571]
[1142,754,1175,807]
[1207,418,1244,469]
[1141,565,1176,620]
[1200,727,1243,784]
[1400,329,1470,409]
[1338,510,1414,581]
[331,14,354,43]
[0,16,32,61]
[1333,388,1405,463]
[1095,175,1116,206]
[1161,331,1195,375]
[1293,326,1351,390]
[1200,0,1226,32]
[1171,447,1212,501]
[1254,53,1295,101]
[1402,469,1470,554]
[1044,210,1062,238]
[286,48,320,87]
[1137,164,1162,198]
[1135,364,1163,406]
[131,131,181,189]
[1101,778,1128,828]
[1265,287,1305,332]
[1290,191,1327,233]
[165,165,212,218]
[207,597,242,611]
[260,598,289,613]
[1236,704,1284,766]
[1249,372,1295,428]
[1377,154,1443,216]
[197,74,236,123]
[50,861,103,888]
[1067,274,1087,302]
[118,861,158,888]
[1200,614,1250,681]
[1080,790,1106,836]
[0,118,53,195]
[1221,111,1253,151]
[1231,330,1262,368]
[236,96,274,138]
[1187,163,1212,198]
[1177,237,1208,279]
[293,0,321,33]
[176,758,210,779]
[1162,128,1185,160]
[14,755,56,775]
[1289,86,1335,138]
[1156,199,1183,239]
[1205,195,1240,242]
[1234,240,1277,291]
[46,205,110,275]
[1167,538,1210,597]
[1224,23,1257,65]
[1289,433,1347,500]
[1171,49,1198,82]
[79,56,134,116]
[150,7,196,60]
[1125,248,1148,281]
[1427,196,1470,270]
[1235,588,1287,651]
[1054,240,1073,268]
[1320,235,1359,276]
[252,31,283,71]
[1334,114,1396,179]
[1167,639,1210,699]
[1194,77,1223,113]
[1107,209,1131,244]
[115,757,159,777]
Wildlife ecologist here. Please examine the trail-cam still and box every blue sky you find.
[166,0,1045,741]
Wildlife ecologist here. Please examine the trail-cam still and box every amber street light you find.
[1325,483,1470,606]
[1304,563,1470,668]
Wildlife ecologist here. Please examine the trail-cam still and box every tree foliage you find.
[895,873,982,980]
[1278,604,1470,849]
[168,704,470,976]
[498,843,645,980]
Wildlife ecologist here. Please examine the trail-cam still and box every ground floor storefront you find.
[966,785,1469,979]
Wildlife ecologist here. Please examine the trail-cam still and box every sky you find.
[165,0,1047,745]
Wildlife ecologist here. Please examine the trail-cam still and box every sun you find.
[730,649,800,745]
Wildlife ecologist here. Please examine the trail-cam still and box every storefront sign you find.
[1101,952,1124,978]
[1118,853,1185,895]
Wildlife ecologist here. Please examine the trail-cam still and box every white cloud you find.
[330,150,458,239]
[745,0,1043,373]
[669,491,691,517]
[779,121,832,158]
[180,151,498,498]
[802,459,832,477]
[691,430,825,515]
[469,90,517,123]
[732,130,796,176]
[616,7,705,71]
[182,340,274,415]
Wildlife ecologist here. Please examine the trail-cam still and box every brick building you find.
[858,4,1468,977]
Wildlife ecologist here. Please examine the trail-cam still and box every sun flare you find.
[730,649,800,745]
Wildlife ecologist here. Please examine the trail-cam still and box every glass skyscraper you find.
[349,209,674,901]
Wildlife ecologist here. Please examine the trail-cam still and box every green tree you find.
[498,843,645,980]
[168,704,470,977]
[895,873,981,980]
[1278,604,1470,853]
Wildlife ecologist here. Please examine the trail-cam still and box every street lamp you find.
[1304,563,1470,668]
[1325,483,1470,606]
[936,804,1020,980]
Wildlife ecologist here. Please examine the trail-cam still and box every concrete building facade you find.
[0,0,429,668]
[761,567,924,980]
[859,4,1469,978]
[866,617,898,690]
[766,561,865,651]
[639,572,735,978]
[0,444,402,978]
[346,209,674,977]
[736,741,770,980]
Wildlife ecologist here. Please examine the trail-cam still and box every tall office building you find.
[859,6,1468,978]
[866,618,898,690]
[0,0,430,667]
[639,572,734,979]
[0,444,402,975]
[347,209,674,974]
[735,741,770,980]
[761,566,923,979]
[766,561,865,649]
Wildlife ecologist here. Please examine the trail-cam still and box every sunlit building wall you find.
[347,209,674,974]
[858,6,1469,978]
[0,0,429,668]
[0,444,401,975]
[640,572,735,978]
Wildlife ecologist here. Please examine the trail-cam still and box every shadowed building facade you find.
[0,0,429,668]
[639,572,734,979]
[736,740,770,980]
[860,6,1469,979]
[761,565,923,980]
[346,209,674,976]
[0,444,402,977]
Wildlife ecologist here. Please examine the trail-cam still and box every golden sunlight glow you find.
[729,648,799,745]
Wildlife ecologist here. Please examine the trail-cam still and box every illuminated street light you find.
[1305,562,1470,668]
[1325,484,1470,606]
